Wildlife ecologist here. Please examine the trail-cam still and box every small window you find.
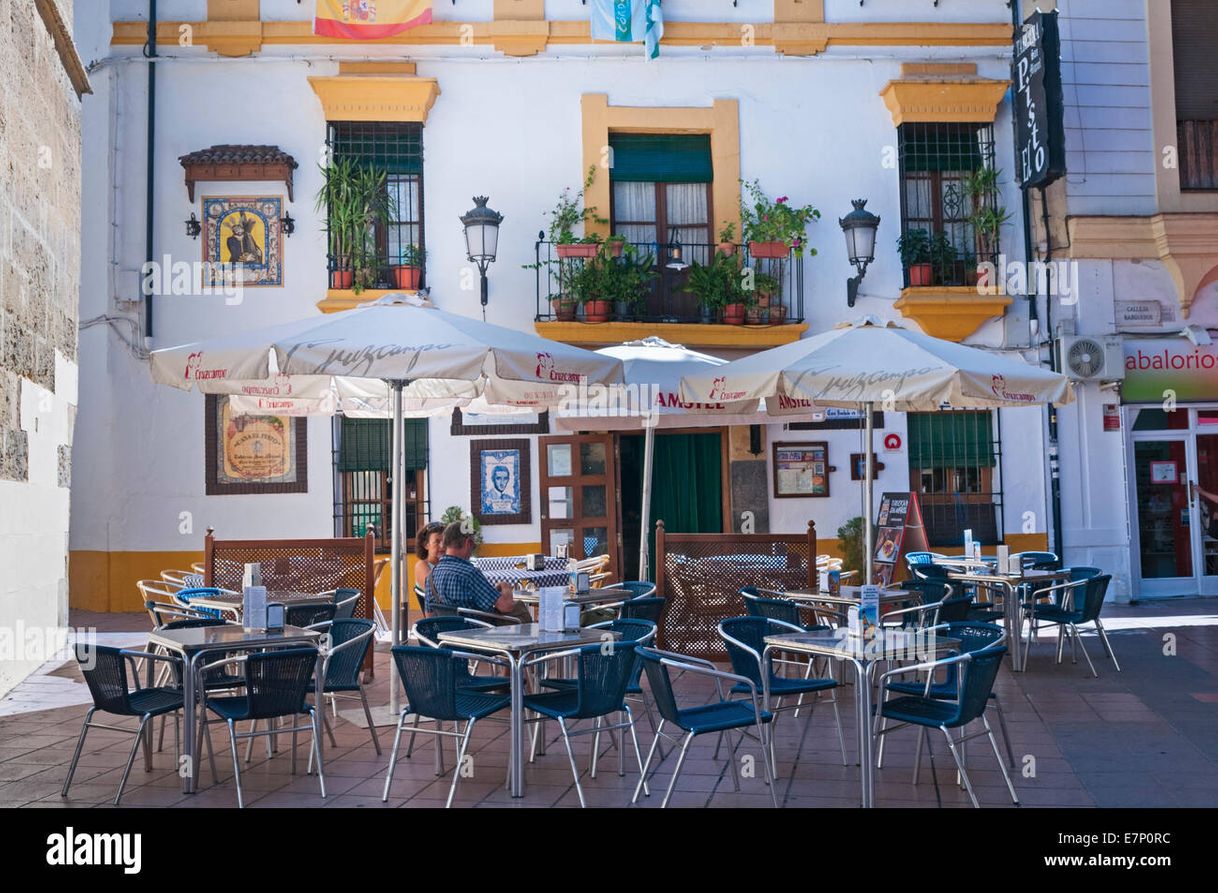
[898,122,997,287]
[333,417,429,553]
[1171,0,1218,190]
[326,121,425,289]
[907,410,1001,545]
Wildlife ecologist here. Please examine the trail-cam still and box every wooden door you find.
[539,434,620,581]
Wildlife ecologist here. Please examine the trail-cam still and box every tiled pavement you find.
[1,601,1216,808]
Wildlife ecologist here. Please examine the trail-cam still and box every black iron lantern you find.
[281,212,295,237]
[838,199,880,307]
[665,227,688,271]
[185,212,201,240]
[460,196,504,317]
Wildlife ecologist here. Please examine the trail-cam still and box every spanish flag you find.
[314,0,432,40]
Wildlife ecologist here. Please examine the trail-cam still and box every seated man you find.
[426,522,533,624]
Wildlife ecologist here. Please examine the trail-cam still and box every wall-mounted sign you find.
[883,433,903,452]
[205,395,308,495]
[1123,338,1218,403]
[1116,301,1163,328]
[1103,404,1121,431]
[1150,461,1178,484]
[772,442,830,498]
[202,196,285,288]
[1013,10,1066,189]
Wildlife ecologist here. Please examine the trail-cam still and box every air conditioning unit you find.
[1055,335,1125,382]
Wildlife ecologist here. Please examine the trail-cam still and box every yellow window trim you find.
[534,320,808,349]
[880,77,1010,127]
[308,74,440,123]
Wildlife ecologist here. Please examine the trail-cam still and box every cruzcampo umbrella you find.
[678,318,1072,583]
[149,294,624,712]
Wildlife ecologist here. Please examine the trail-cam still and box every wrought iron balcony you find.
[532,238,804,326]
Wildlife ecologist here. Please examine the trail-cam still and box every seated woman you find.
[412,521,446,616]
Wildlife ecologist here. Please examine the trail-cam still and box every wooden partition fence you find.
[654,520,818,661]
[203,527,377,673]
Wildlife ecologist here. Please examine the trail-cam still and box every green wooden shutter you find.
[609,134,713,183]
[338,418,428,472]
[907,412,996,467]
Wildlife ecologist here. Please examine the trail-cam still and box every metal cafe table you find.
[186,590,335,620]
[436,623,621,798]
[509,586,632,610]
[945,567,1071,671]
[147,623,324,794]
[762,628,960,808]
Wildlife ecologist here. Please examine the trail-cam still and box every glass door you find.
[1133,437,1193,595]
[1194,423,1218,594]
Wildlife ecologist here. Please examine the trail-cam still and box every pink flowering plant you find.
[739,179,820,256]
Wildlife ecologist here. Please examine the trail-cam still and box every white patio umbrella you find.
[553,337,775,578]
[149,294,624,711]
[679,318,1073,583]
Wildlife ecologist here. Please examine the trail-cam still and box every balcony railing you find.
[533,238,804,325]
[326,254,426,292]
[1179,119,1218,191]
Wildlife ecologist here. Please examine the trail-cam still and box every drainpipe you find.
[144,0,157,345]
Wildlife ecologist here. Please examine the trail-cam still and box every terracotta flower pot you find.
[717,241,737,256]
[723,303,746,325]
[584,299,611,323]
[332,269,354,290]
[908,263,934,287]
[556,243,600,259]
[605,240,626,257]
[392,265,421,290]
[746,307,764,324]
[749,241,790,259]
[551,299,577,321]
[770,305,787,324]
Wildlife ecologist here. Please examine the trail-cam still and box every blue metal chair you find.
[62,644,185,805]
[413,616,507,692]
[201,646,326,808]
[875,638,1019,807]
[286,602,337,629]
[382,645,512,808]
[718,616,848,768]
[876,622,1016,771]
[522,641,647,807]
[1016,550,1060,570]
[742,587,832,631]
[331,588,362,620]
[618,596,664,624]
[632,647,778,808]
[617,580,657,600]
[173,586,229,619]
[315,619,380,757]
[1023,574,1119,676]
[1066,565,1102,582]
[905,551,947,570]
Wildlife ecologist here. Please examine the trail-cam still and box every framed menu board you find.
[872,491,929,586]
[772,441,830,498]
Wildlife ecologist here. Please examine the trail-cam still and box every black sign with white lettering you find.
[1013,10,1066,189]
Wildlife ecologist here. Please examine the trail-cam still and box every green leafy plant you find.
[963,166,1012,260]
[751,271,780,298]
[836,516,865,577]
[398,243,425,267]
[315,157,391,293]
[440,505,483,551]
[546,165,608,244]
[683,250,744,311]
[929,231,958,283]
[896,228,932,268]
[608,244,657,308]
[739,179,820,256]
[717,221,737,243]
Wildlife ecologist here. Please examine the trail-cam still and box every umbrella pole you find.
[389,379,405,715]
[864,401,875,586]
[638,422,656,581]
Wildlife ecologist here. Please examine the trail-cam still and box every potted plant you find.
[929,231,958,286]
[716,222,738,256]
[391,243,424,290]
[963,166,1013,263]
[547,166,609,258]
[609,245,656,320]
[746,271,780,323]
[315,157,391,293]
[740,179,820,259]
[683,250,742,323]
[897,228,933,287]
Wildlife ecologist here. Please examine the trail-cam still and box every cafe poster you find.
[873,491,929,586]
[772,441,830,498]
[205,395,308,495]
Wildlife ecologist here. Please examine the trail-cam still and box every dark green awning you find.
[907,412,996,468]
[609,134,713,183]
[338,418,428,472]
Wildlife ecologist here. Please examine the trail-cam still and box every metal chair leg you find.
[115,714,150,805]
[61,708,94,798]
[991,695,1016,769]
[623,706,649,797]
[323,714,338,748]
[406,711,421,757]
[359,686,382,754]
[1096,620,1121,671]
[942,726,979,808]
[557,717,587,808]
[382,709,409,802]
[310,707,327,799]
[590,716,602,779]
[445,719,475,809]
[1072,624,1098,677]
[758,719,780,808]
[203,718,219,785]
[244,720,257,764]
[984,714,1019,806]
[632,719,666,803]
[226,719,245,808]
[661,731,695,809]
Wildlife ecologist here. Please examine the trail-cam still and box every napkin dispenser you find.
[526,553,547,571]
[266,602,285,631]
[563,601,581,632]
[568,570,590,594]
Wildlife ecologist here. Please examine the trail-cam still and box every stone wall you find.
[0,0,83,696]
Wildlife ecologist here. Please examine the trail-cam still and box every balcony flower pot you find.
[908,262,934,287]
[699,305,716,324]
[746,306,765,324]
[551,298,577,321]
[723,302,746,325]
[556,242,600,259]
[613,300,635,320]
[749,240,789,259]
[604,239,626,258]
[584,299,612,323]
[717,241,737,256]
[392,265,421,290]
[332,269,354,290]
[771,305,787,324]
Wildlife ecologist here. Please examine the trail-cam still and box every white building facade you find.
[70,0,1071,613]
